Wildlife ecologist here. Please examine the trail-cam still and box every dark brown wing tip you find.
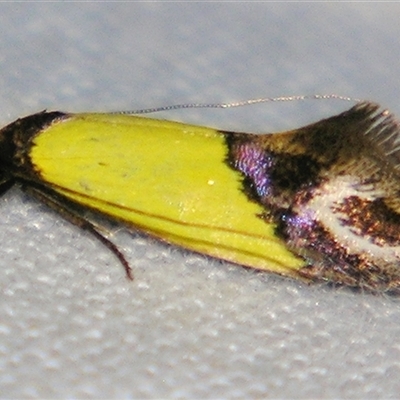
[327,101,400,185]
[352,101,400,169]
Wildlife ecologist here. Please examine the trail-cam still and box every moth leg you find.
[23,186,134,280]
[0,177,14,196]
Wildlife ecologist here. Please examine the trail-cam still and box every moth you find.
[1,101,399,293]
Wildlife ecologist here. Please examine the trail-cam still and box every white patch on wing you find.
[296,175,400,263]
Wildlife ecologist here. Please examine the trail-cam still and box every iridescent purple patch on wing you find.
[232,142,274,198]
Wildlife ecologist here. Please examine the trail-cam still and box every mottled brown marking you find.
[334,196,400,246]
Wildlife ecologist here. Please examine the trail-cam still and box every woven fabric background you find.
[1,3,400,398]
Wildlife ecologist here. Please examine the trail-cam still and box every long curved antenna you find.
[113,94,361,115]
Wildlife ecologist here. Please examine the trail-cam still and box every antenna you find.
[112,94,360,115]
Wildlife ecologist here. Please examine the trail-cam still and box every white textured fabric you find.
[1,3,400,398]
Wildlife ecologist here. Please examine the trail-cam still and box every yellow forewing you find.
[30,113,304,276]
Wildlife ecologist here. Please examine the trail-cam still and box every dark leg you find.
[0,177,14,196]
[24,185,134,280]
